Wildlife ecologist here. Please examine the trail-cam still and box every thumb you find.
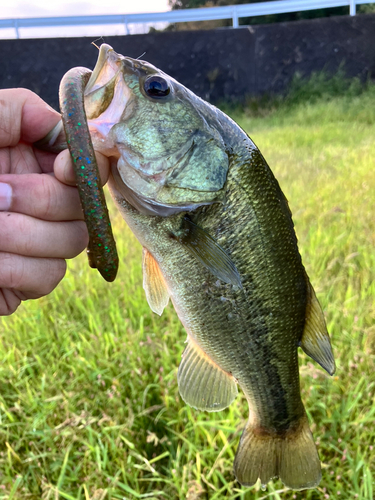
[54,149,111,187]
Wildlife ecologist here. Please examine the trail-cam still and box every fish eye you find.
[144,76,170,99]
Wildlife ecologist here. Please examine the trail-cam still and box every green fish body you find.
[44,44,335,490]
[109,116,331,490]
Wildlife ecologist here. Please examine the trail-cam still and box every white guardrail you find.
[1,0,374,39]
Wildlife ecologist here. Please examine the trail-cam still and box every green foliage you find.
[168,0,348,27]
[284,70,371,106]
[357,3,375,14]
[237,5,347,27]
[221,70,375,118]
[0,83,374,499]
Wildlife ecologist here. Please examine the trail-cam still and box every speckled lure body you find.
[59,67,118,282]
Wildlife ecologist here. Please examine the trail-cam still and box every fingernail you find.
[0,182,12,211]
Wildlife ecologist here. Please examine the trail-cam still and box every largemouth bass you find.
[44,44,335,490]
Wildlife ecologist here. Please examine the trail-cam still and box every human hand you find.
[0,88,110,316]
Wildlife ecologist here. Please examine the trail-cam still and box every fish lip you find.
[85,43,115,95]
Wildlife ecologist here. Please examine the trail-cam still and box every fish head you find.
[84,43,229,216]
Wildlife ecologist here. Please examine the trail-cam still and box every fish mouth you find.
[84,45,132,155]
[85,43,151,97]
[85,43,117,95]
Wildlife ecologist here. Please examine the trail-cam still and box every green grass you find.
[1,83,375,499]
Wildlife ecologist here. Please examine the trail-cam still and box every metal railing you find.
[1,0,373,39]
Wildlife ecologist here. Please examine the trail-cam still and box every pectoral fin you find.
[300,280,335,375]
[142,248,169,316]
[178,336,238,412]
[173,217,242,288]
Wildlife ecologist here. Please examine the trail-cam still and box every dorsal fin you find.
[178,335,238,412]
[300,279,335,375]
[142,248,169,316]
[173,216,242,288]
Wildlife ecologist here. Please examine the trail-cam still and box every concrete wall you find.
[1,13,374,109]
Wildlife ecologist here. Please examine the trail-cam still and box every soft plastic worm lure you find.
[59,67,119,282]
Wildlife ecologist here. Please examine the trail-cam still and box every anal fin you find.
[300,279,335,375]
[142,248,169,316]
[177,336,238,412]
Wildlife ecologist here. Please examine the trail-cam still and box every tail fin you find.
[233,414,321,490]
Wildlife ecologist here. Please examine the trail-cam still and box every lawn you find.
[0,82,374,500]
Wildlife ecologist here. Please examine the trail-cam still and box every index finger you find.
[0,88,61,148]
